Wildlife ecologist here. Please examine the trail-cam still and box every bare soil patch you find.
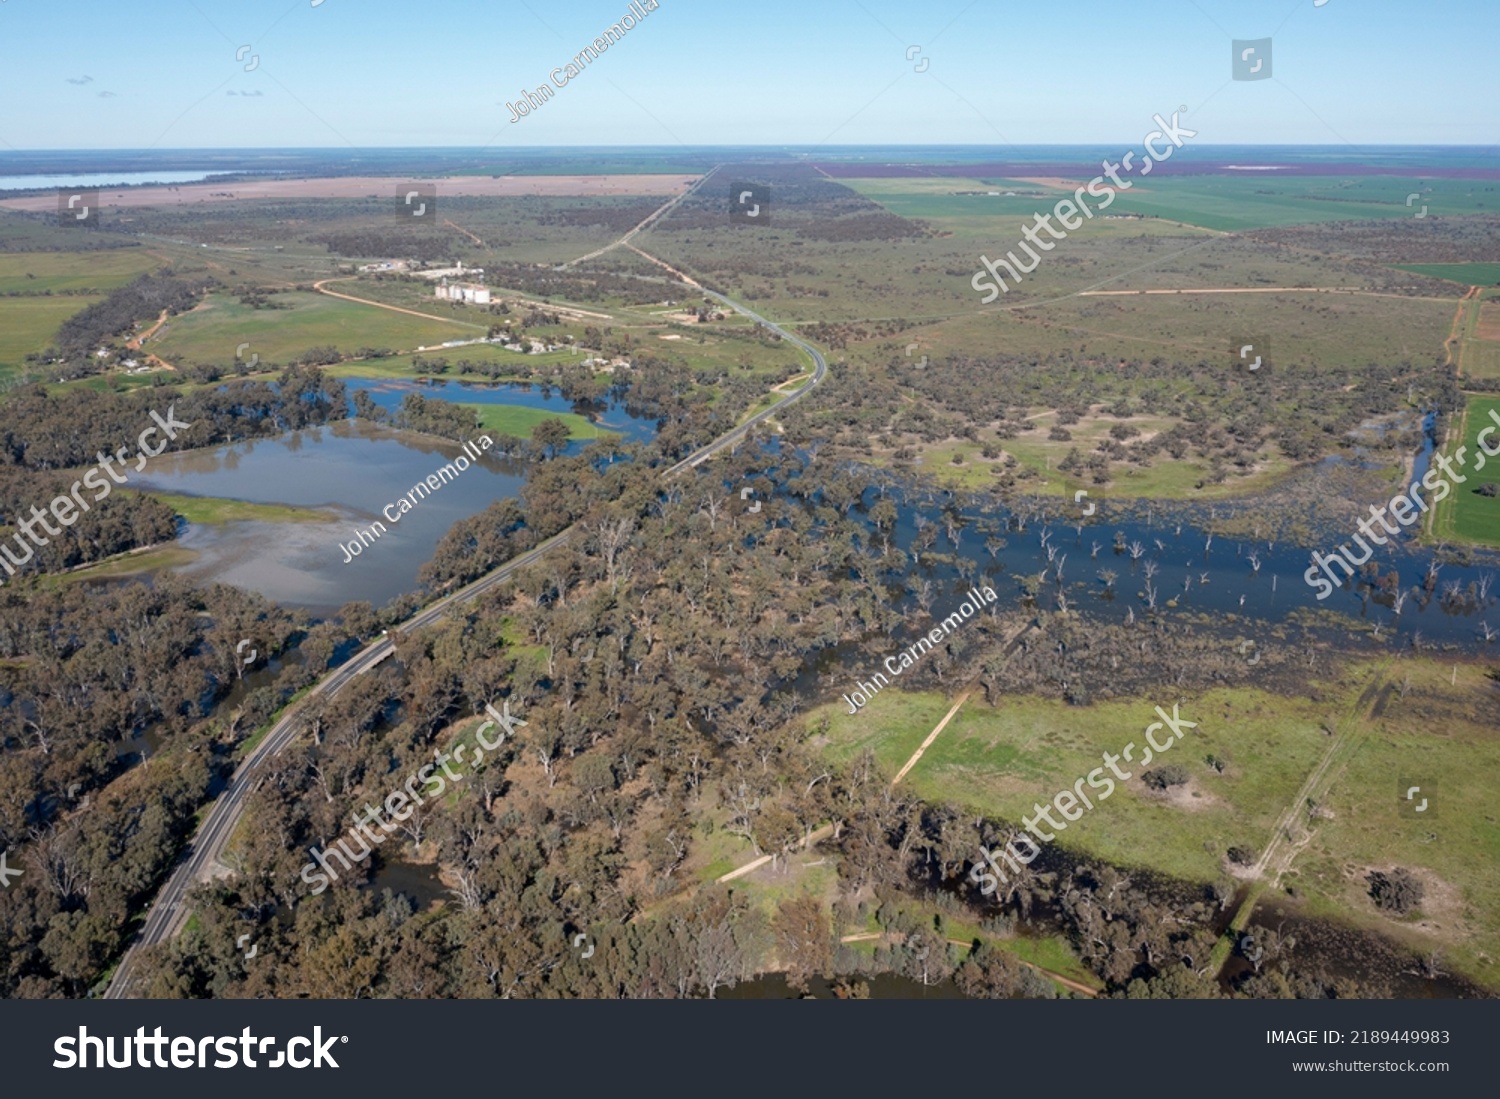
[0,174,700,212]
[1474,301,1500,342]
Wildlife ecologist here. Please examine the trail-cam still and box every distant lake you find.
[0,171,228,192]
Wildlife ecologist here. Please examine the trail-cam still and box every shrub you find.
[1368,868,1424,915]
[1142,764,1189,790]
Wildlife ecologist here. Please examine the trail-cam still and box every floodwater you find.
[130,420,528,614]
[367,857,447,909]
[120,381,658,614]
[343,377,658,450]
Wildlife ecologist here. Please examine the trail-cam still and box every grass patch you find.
[1393,262,1500,286]
[0,295,103,372]
[1430,395,1500,546]
[0,248,164,294]
[464,403,614,441]
[54,544,197,584]
[140,491,339,525]
[152,290,473,366]
[849,174,1499,233]
[815,656,1500,988]
[324,343,570,380]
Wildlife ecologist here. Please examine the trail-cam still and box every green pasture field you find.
[1430,395,1500,546]
[1393,262,1500,285]
[325,343,573,380]
[908,408,1293,500]
[0,294,102,372]
[47,371,195,396]
[462,403,614,441]
[0,248,164,294]
[814,657,1500,987]
[149,290,475,366]
[845,174,1500,233]
[139,492,338,525]
[53,544,198,584]
[1280,659,1500,985]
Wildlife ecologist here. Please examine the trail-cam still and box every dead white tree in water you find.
[1099,568,1118,590]
[1143,580,1158,609]
[1247,548,1262,574]
[1479,572,1495,604]
[1182,574,1193,595]
[1091,540,1103,559]
[1480,620,1496,643]
[1143,559,1159,579]
[1129,540,1146,561]
[1391,588,1410,616]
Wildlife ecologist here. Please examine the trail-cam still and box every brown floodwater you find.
[129,420,529,614]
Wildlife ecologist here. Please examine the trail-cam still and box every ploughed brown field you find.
[0,173,700,211]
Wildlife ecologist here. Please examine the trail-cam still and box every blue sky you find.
[0,0,1494,149]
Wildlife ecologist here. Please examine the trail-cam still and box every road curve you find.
[104,273,825,998]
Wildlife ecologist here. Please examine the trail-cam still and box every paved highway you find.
[104,269,825,998]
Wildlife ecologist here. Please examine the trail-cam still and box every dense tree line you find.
[0,368,347,577]
[0,366,346,472]
[0,575,348,997]
[52,270,212,364]
[314,228,464,263]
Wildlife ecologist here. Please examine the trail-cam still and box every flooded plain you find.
[119,381,658,614]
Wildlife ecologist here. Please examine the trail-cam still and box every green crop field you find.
[1431,395,1500,545]
[0,294,103,372]
[1393,262,1500,285]
[150,290,477,366]
[0,248,164,294]
[848,175,1500,233]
